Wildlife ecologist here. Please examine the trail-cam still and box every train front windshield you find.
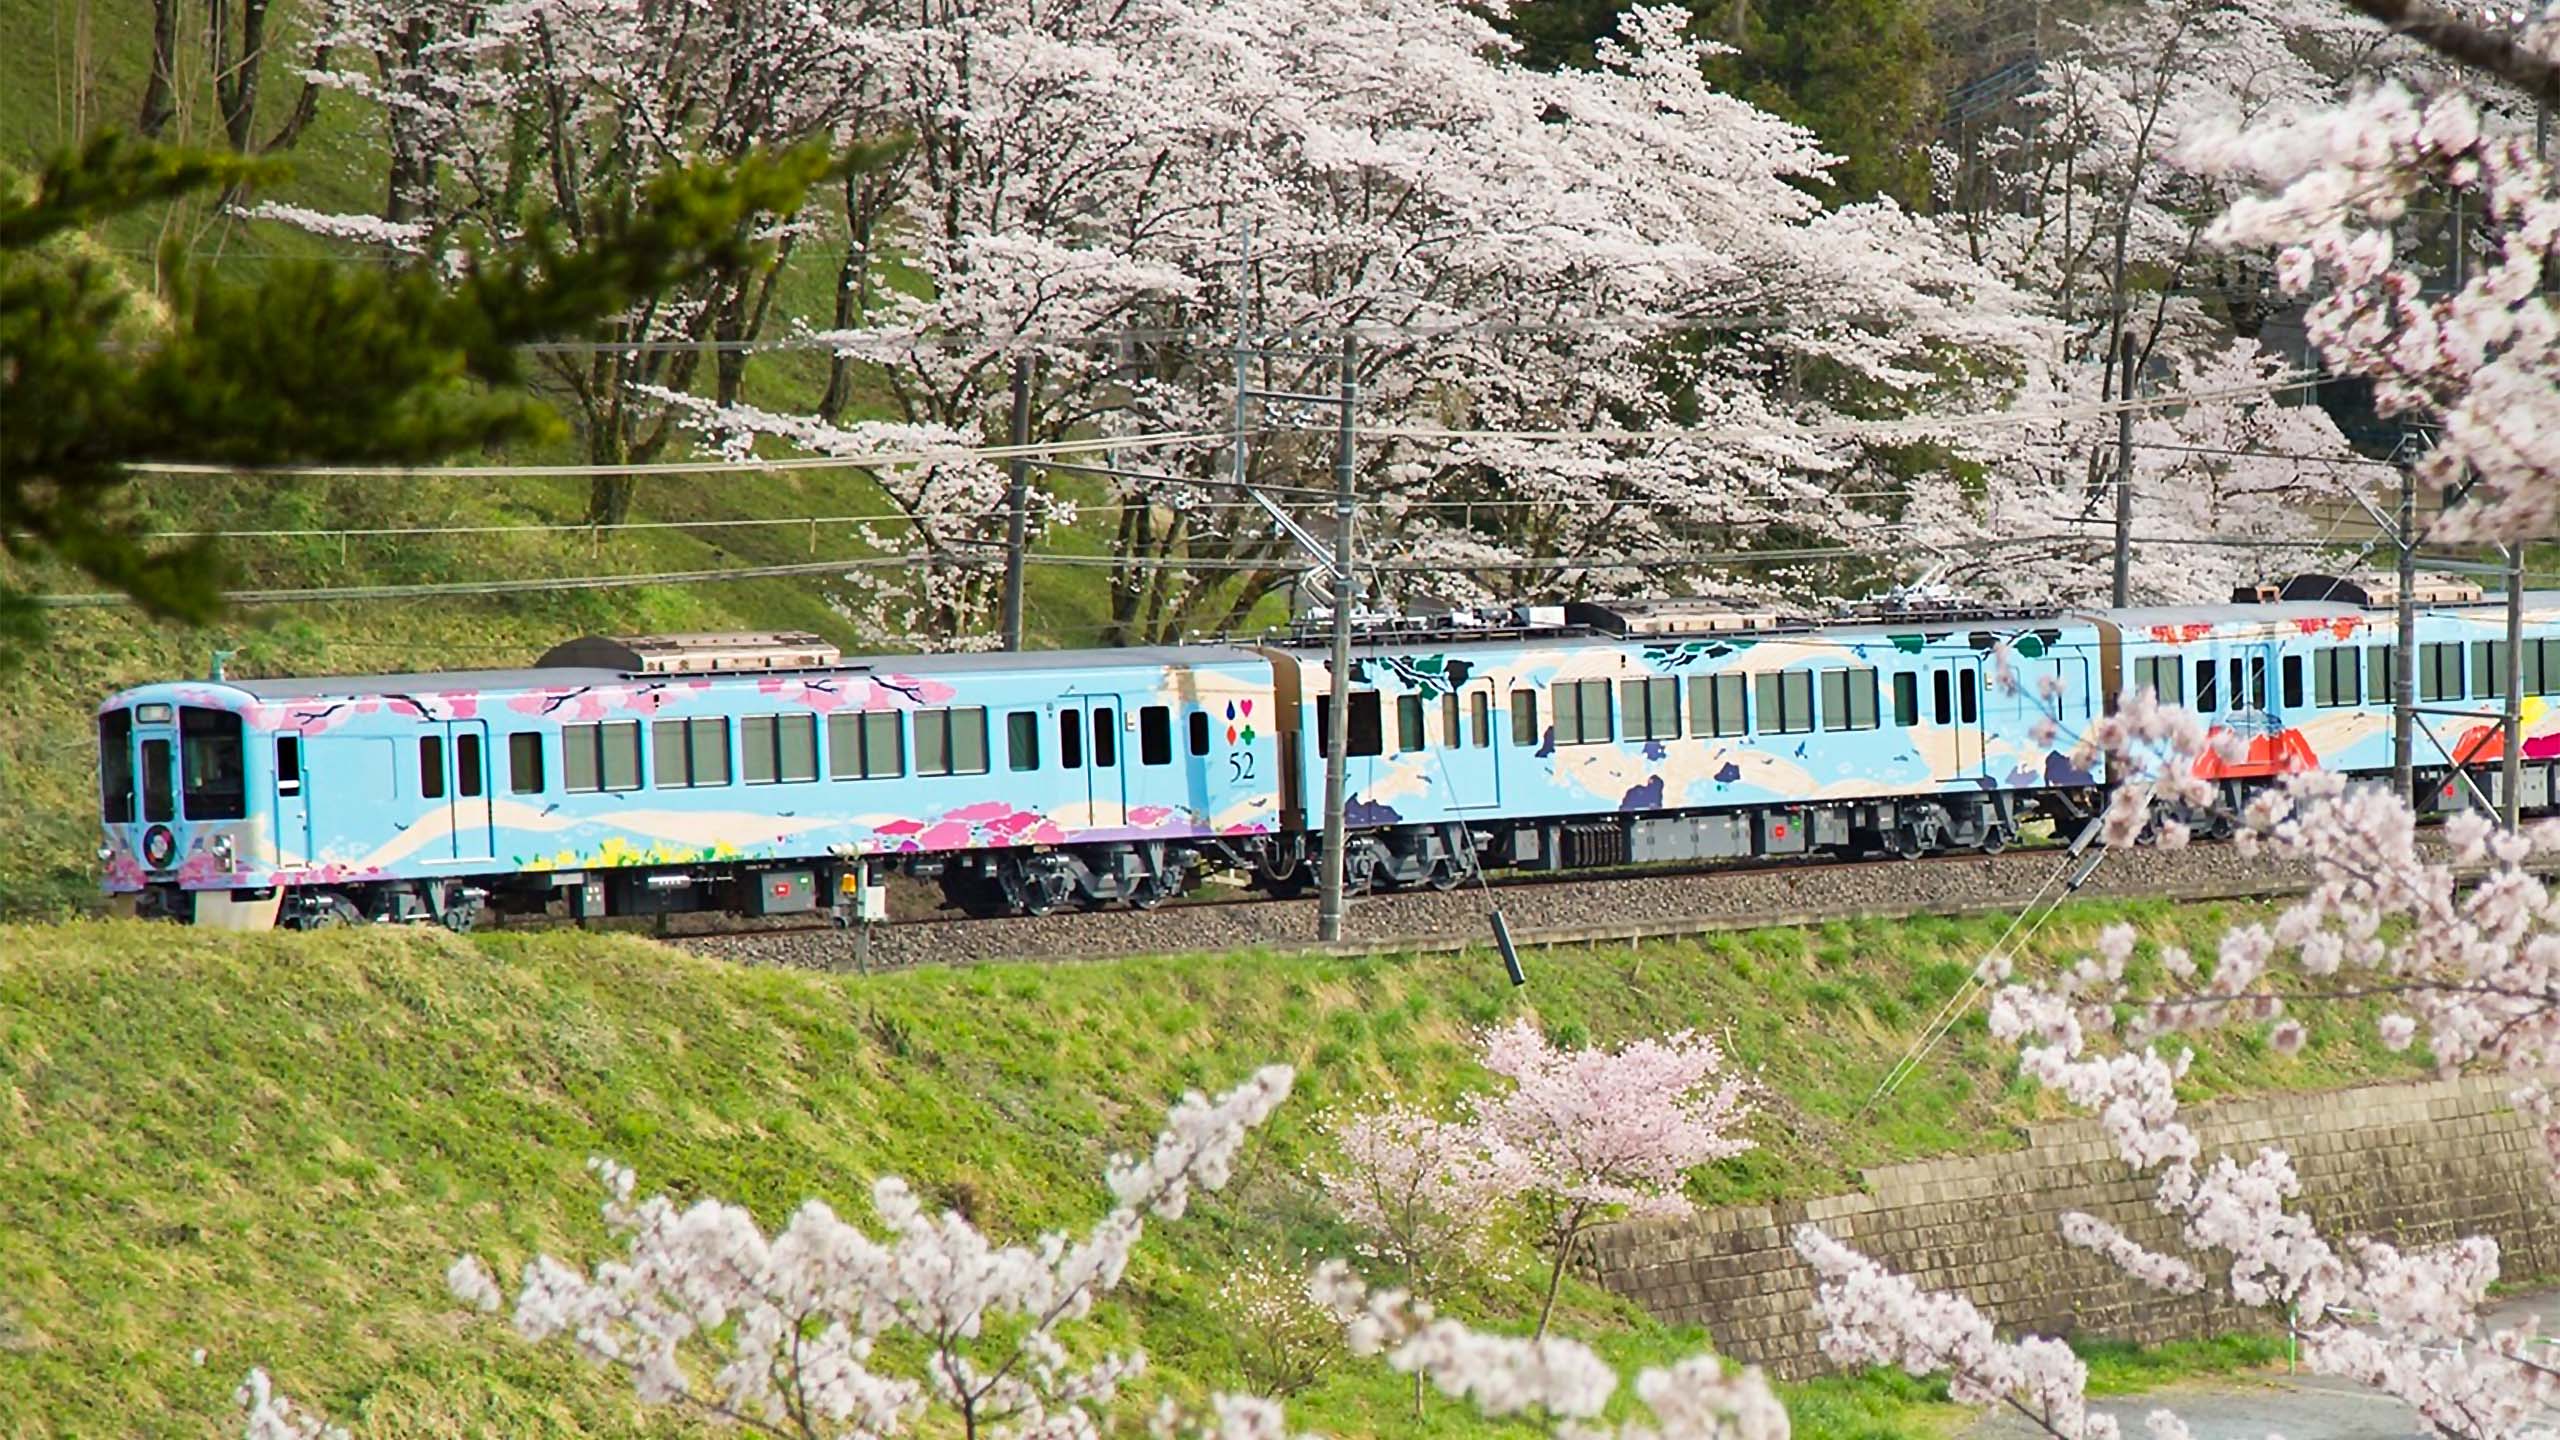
[178,706,247,821]
[99,708,134,822]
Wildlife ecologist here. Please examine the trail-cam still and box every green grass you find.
[0,902,2414,1437]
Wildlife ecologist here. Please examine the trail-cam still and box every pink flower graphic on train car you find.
[917,820,974,849]
[864,674,957,709]
[875,819,926,838]
[101,853,147,889]
[1127,804,1176,828]
[981,809,1044,840]
[1029,820,1068,844]
[946,801,1015,823]
[174,848,235,886]
[271,862,387,886]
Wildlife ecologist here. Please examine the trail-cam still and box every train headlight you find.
[211,835,236,868]
[96,844,112,865]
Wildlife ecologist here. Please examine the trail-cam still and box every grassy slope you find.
[0,901,2423,1438]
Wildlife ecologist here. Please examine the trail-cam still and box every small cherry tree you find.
[1470,1020,1757,1340]
[1316,1102,1522,1299]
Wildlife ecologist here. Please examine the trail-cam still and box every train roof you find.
[216,642,1266,699]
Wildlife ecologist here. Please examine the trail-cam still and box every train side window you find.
[181,706,248,820]
[1013,711,1045,770]
[1442,693,1462,749]
[1510,689,1539,746]
[828,711,905,780]
[456,732,485,798]
[744,714,818,784]
[563,722,641,793]
[2367,645,2396,702]
[1091,708,1117,767]
[1188,710,1210,757]
[1931,669,1952,725]
[275,735,302,797]
[2536,639,2560,695]
[2132,656,2183,705]
[2194,659,2220,713]
[1689,674,1746,737]
[1059,710,1084,769]
[600,722,642,791]
[509,733,545,793]
[2475,641,2509,699]
[101,709,136,823]
[1469,690,1492,748]
[652,718,730,788]
[2246,657,2268,710]
[2281,655,2305,708]
[1819,669,1878,731]
[1552,678,1613,745]
[1317,692,1383,758]
[2421,642,2464,702]
[1959,670,1979,725]
[1397,694,1426,752]
[916,707,989,777]
[1891,672,1918,727]
[419,734,447,801]
[1755,672,1814,735]
[2314,649,2360,707]
[1620,677,1678,741]
[1139,705,1173,766]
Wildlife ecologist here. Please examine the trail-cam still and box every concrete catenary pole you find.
[2112,330,2136,607]
[1318,334,1358,944]
[2396,464,2417,802]
[1000,355,1031,652]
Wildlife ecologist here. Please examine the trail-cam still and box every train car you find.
[1251,599,2110,890]
[2101,577,2560,820]
[95,633,1282,929]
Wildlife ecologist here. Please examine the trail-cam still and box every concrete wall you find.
[1580,1077,2560,1379]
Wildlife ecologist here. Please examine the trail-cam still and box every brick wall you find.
[1580,1077,2560,1379]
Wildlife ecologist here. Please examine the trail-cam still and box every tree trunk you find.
[1534,1220,1581,1341]
[210,0,271,155]
[138,0,179,137]
[260,43,329,153]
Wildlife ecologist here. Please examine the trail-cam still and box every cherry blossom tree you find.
[1315,1102,1522,1299]
[1467,1020,1757,1340]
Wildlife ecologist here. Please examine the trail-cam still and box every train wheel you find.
[1128,874,1171,911]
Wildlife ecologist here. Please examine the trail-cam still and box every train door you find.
[1929,661,1984,776]
[447,720,495,861]
[1065,695,1127,828]
[272,732,311,868]
[133,707,179,874]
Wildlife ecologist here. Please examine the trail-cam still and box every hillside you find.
[0,901,2424,1437]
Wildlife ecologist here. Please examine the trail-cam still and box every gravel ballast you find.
[673,838,2361,972]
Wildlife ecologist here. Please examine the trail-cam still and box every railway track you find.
[651,836,2386,972]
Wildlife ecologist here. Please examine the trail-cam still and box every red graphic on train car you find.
[2449,725,2560,764]
[2293,616,2364,641]
[2149,622,2216,645]
[2191,727,2322,780]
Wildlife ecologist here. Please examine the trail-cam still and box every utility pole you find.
[1000,355,1031,651]
[2111,329,2136,607]
[2505,540,2524,828]
[1318,334,1358,944]
[2396,464,2417,802]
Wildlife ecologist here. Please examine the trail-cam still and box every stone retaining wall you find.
[1581,1077,2560,1379]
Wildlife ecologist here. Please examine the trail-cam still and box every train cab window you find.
[1892,673,1919,727]
[563,722,643,793]
[179,706,248,820]
[1510,689,1538,746]
[1013,711,1045,770]
[1931,670,1952,725]
[2474,641,2509,699]
[1139,706,1173,766]
[652,717,731,788]
[1754,672,1814,735]
[2421,643,2465,702]
[1551,678,1614,745]
[1469,690,1492,748]
[2314,649,2361,707]
[916,707,991,776]
[1621,677,1679,741]
[1189,710,1211,757]
[2281,656,2305,709]
[830,711,905,780]
[456,732,485,798]
[1690,674,1747,737]
[1060,710,1085,769]
[509,733,545,793]
[141,739,176,823]
[2194,659,2221,713]
[1959,670,1979,725]
[419,734,447,801]
[274,736,302,798]
[1397,694,1426,752]
[1820,669,1879,731]
[100,709,135,823]
[1318,691,1384,758]
[1090,708,1117,767]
